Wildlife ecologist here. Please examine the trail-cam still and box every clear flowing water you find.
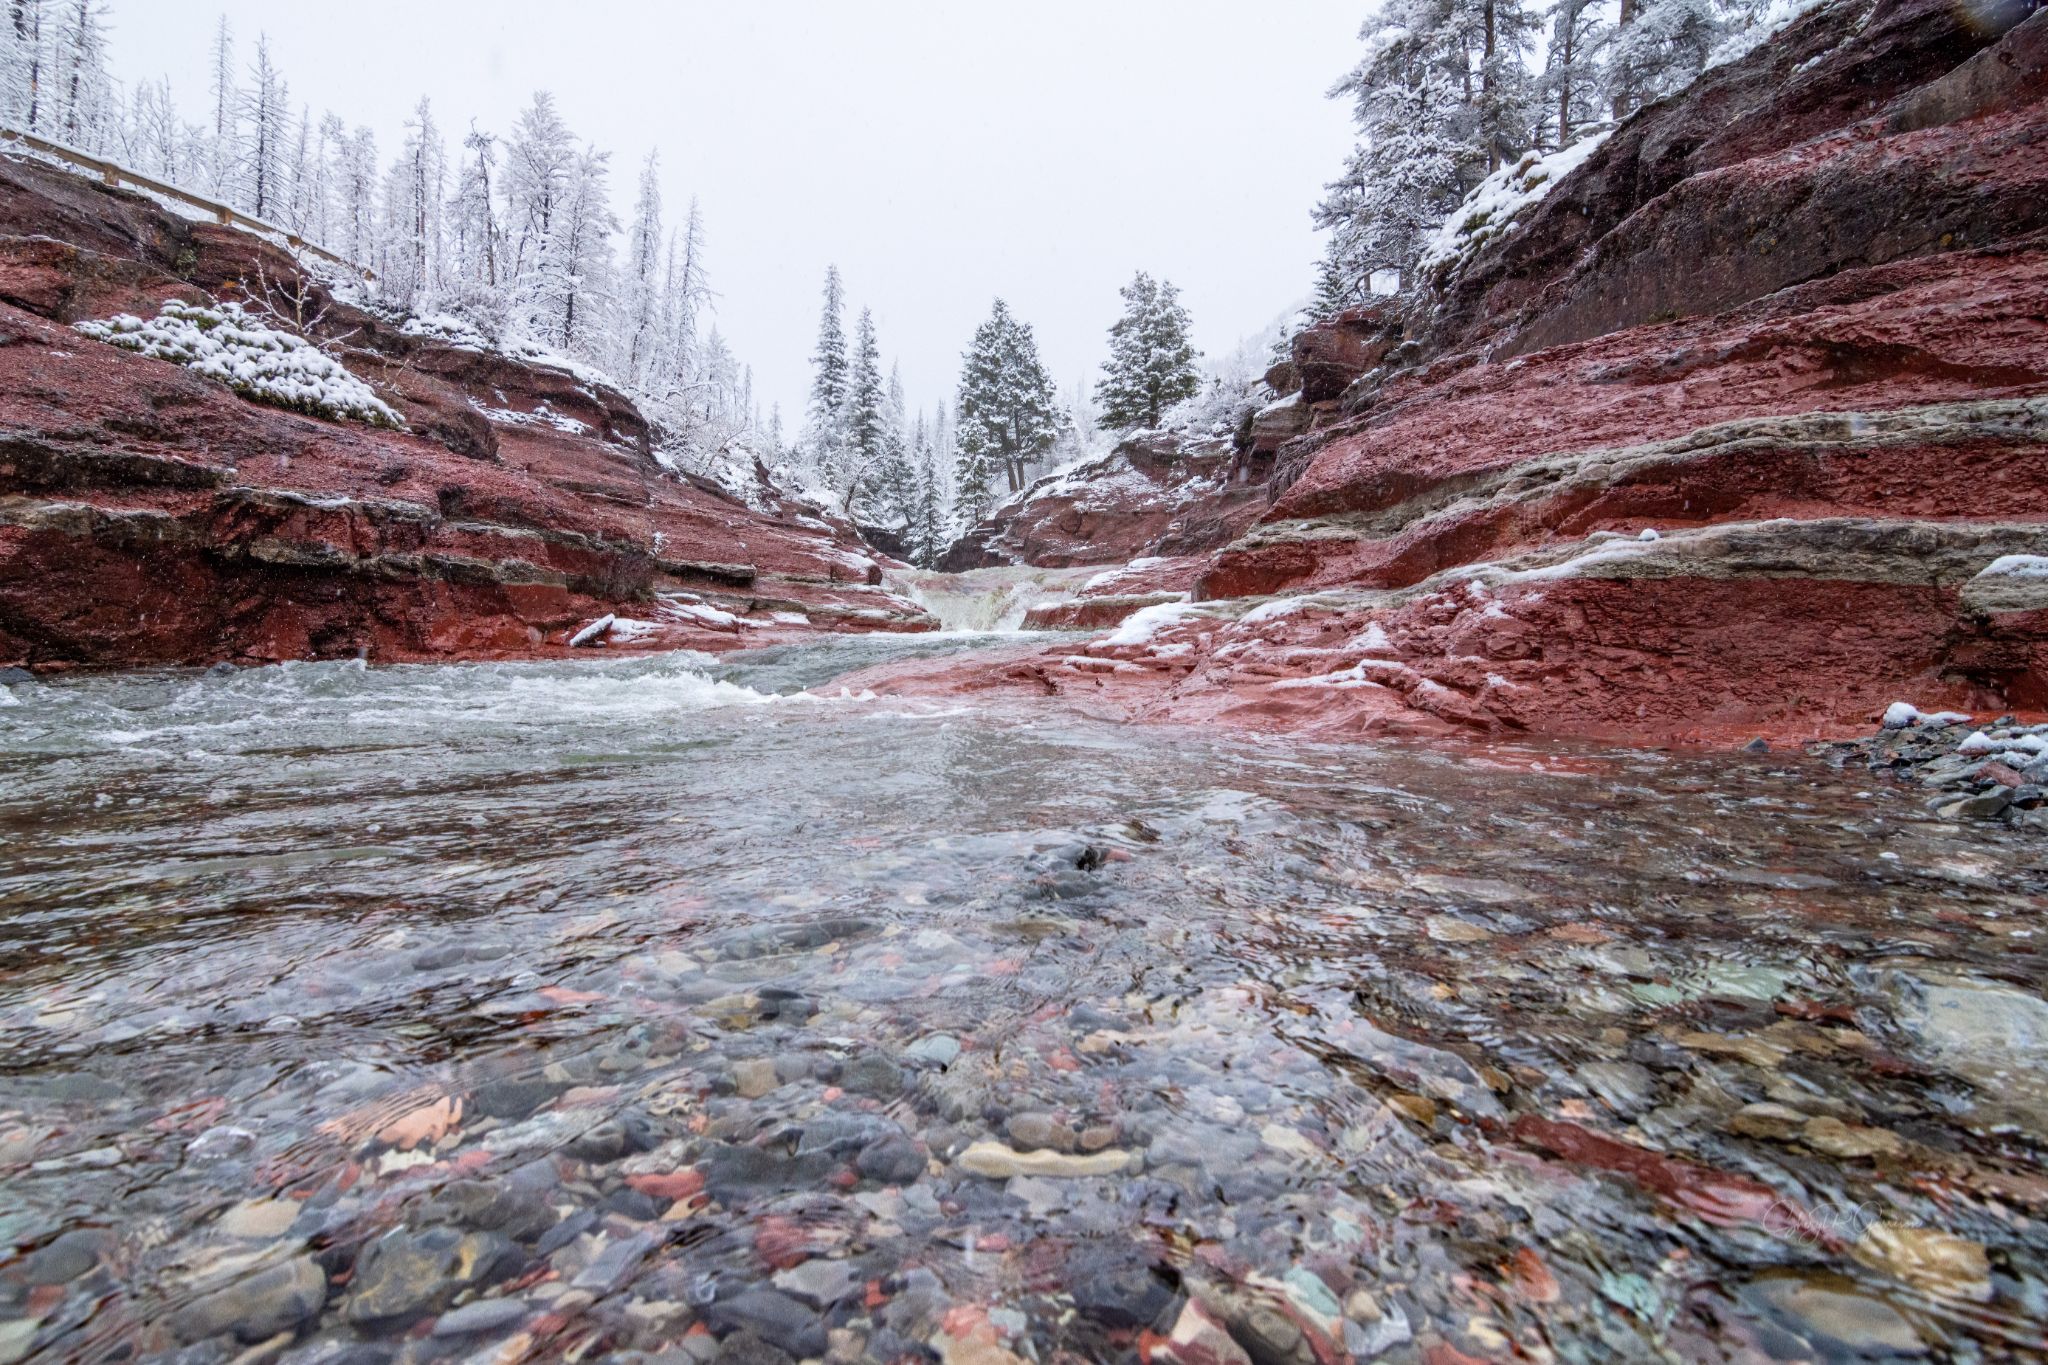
[1,637,2044,1365]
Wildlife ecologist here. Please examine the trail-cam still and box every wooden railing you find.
[0,124,372,280]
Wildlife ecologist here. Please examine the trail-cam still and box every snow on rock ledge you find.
[1419,133,1611,283]
[76,301,404,428]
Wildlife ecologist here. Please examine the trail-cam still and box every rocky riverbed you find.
[1813,707,2048,828]
[2,639,2046,1364]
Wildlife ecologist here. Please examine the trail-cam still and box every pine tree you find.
[1314,0,1546,297]
[206,15,237,199]
[954,298,1060,517]
[502,92,574,285]
[3,0,50,134]
[646,199,709,427]
[867,362,919,530]
[837,306,888,512]
[1607,0,1721,118]
[1094,271,1202,430]
[548,144,617,356]
[1454,0,1543,172]
[378,96,444,307]
[803,265,849,483]
[1315,14,1470,298]
[283,107,314,233]
[450,123,499,291]
[1542,0,1610,148]
[334,125,379,267]
[241,33,290,218]
[909,410,948,566]
[621,150,664,386]
[52,0,112,152]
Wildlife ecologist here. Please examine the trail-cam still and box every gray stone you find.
[574,1229,664,1294]
[431,1298,530,1337]
[771,1257,862,1308]
[1068,1250,1179,1330]
[1576,1061,1656,1118]
[343,1227,513,1327]
[565,1108,662,1161]
[1743,1274,1927,1356]
[838,1054,904,1098]
[1937,791,2011,821]
[1004,1112,1076,1153]
[796,1113,897,1160]
[903,1035,961,1068]
[855,1134,924,1185]
[711,1330,795,1365]
[703,1289,826,1359]
[470,1079,558,1120]
[171,1256,328,1344]
[23,1229,109,1285]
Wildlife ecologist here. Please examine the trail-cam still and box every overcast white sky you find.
[109,2,1366,423]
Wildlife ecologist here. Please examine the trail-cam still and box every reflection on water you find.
[0,639,2043,1364]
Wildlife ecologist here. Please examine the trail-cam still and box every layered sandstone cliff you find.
[0,157,932,671]
[847,0,2048,745]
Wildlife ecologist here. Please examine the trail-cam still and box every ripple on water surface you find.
[0,640,2044,1363]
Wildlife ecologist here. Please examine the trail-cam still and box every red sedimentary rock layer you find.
[846,0,2048,743]
[939,432,1268,573]
[0,159,932,670]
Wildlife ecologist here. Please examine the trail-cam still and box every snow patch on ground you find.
[1973,555,2048,582]
[1082,556,1169,593]
[76,301,403,428]
[568,615,617,647]
[1354,622,1395,653]
[659,599,742,629]
[1883,702,1973,729]
[1102,599,1202,647]
[604,617,662,644]
[473,401,591,436]
[1240,597,1311,625]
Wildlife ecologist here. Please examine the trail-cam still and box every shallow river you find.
[1,635,2044,1364]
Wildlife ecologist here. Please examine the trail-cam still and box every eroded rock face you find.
[848,0,2048,745]
[939,432,1268,572]
[0,159,933,670]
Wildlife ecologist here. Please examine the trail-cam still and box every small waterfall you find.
[888,565,1103,633]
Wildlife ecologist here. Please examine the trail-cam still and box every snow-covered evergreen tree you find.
[1542,0,1611,148]
[205,15,237,198]
[1094,271,1202,430]
[866,361,919,531]
[51,0,113,151]
[802,265,849,484]
[1607,0,1724,116]
[954,297,1059,517]
[1314,0,1477,302]
[620,150,663,387]
[282,107,315,233]
[644,198,709,431]
[333,125,379,268]
[379,96,443,307]
[837,306,887,512]
[3,0,50,133]
[240,33,290,218]
[502,91,574,285]
[449,123,500,296]
[1456,0,1544,172]
[909,410,949,566]
[545,144,616,353]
